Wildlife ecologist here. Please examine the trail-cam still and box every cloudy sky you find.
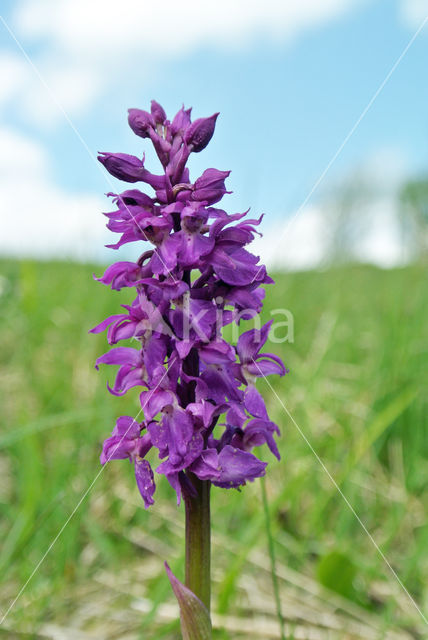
[0,0,427,266]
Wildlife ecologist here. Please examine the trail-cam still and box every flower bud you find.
[128,108,154,138]
[98,152,165,189]
[98,152,145,183]
[170,105,192,136]
[151,99,167,124]
[185,113,219,152]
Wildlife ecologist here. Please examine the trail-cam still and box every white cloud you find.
[255,199,408,271]
[0,50,100,126]
[8,0,363,124]
[0,127,107,260]
[399,0,428,28]
[14,0,362,56]
[253,206,329,270]
[358,147,408,192]
[0,52,29,108]
[20,61,103,126]
[352,197,408,267]
[254,146,411,270]
[0,127,47,175]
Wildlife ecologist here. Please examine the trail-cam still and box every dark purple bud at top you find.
[128,108,155,138]
[98,152,145,183]
[171,105,192,136]
[185,113,219,153]
[151,100,167,125]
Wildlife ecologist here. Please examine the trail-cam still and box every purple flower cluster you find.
[92,100,287,508]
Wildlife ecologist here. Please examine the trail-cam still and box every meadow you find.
[0,258,426,639]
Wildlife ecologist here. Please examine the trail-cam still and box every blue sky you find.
[0,0,427,264]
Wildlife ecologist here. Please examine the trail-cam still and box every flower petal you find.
[236,320,272,364]
[247,354,287,377]
[244,386,269,420]
[111,415,141,438]
[189,449,220,481]
[95,346,141,369]
[89,314,124,334]
[134,457,156,508]
[213,445,267,488]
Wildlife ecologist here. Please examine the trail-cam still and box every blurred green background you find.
[0,257,426,639]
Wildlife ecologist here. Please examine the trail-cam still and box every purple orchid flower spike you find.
[91,100,287,627]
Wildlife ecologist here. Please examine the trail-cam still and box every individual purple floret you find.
[92,100,287,508]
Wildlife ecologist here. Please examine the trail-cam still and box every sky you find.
[0,0,427,267]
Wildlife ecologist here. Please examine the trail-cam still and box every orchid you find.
[92,100,287,634]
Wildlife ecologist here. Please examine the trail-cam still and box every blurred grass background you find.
[0,258,427,639]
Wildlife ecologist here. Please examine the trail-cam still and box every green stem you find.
[184,473,211,612]
[261,476,286,640]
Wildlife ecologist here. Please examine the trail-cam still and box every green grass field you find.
[0,258,426,639]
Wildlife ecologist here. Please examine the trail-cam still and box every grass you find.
[0,258,426,638]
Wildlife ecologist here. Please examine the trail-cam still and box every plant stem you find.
[184,473,211,611]
[261,476,286,639]
[182,267,211,612]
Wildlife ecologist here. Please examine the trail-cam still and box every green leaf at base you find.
[165,562,212,640]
